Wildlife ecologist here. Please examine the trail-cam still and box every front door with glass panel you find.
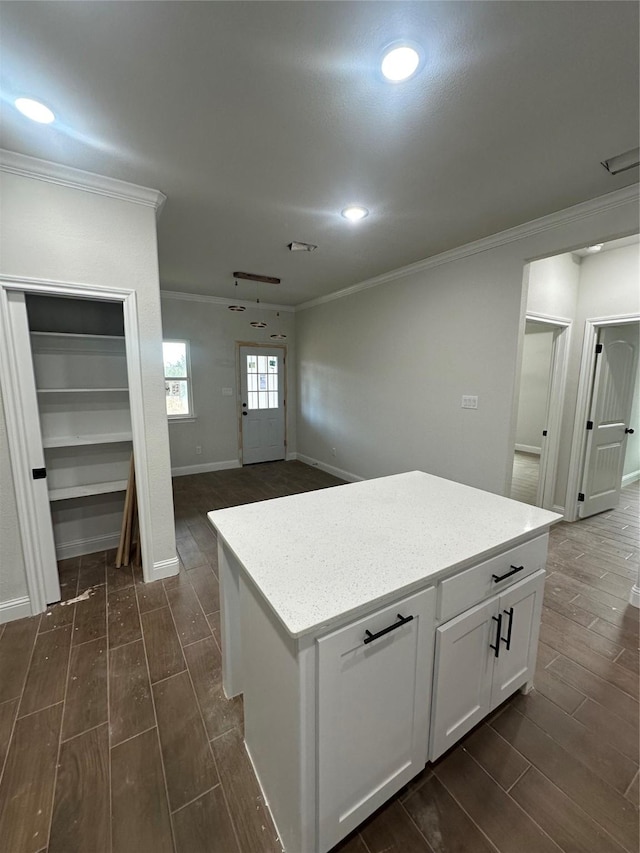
[239,345,286,464]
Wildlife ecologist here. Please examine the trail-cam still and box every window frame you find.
[163,338,194,420]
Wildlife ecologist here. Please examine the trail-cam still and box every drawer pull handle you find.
[492,564,524,583]
[490,613,502,658]
[501,607,514,650]
[364,613,413,645]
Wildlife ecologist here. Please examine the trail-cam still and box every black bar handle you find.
[492,564,524,583]
[501,607,514,650]
[490,613,502,658]
[364,613,414,645]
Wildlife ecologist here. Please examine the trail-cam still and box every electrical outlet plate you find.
[461,395,478,409]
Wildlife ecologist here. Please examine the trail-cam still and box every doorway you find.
[511,315,571,508]
[238,343,287,465]
[569,319,639,519]
[0,275,151,615]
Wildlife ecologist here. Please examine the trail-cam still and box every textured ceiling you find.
[1,1,638,306]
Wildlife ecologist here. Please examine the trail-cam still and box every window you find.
[163,340,192,417]
[246,353,279,409]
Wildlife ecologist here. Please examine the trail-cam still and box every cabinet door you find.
[317,587,435,853]
[429,597,496,761]
[491,569,545,708]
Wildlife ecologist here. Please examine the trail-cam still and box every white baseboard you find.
[171,459,241,477]
[515,444,541,456]
[622,470,640,487]
[55,532,121,561]
[296,453,363,483]
[0,596,32,624]
[150,556,180,581]
[286,452,298,461]
[630,584,640,608]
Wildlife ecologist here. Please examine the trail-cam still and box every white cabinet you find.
[429,569,545,760]
[316,587,435,852]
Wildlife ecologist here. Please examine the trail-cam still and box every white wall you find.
[296,188,639,496]
[160,295,296,472]
[515,326,554,452]
[0,164,177,619]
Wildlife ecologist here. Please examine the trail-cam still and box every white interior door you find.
[4,291,60,605]
[239,345,285,465]
[580,323,639,518]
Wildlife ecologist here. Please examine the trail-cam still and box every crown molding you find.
[0,149,167,218]
[297,184,640,311]
[160,289,295,312]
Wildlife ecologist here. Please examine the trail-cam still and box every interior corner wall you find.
[296,192,639,497]
[160,296,296,472]
[0,169,177,615]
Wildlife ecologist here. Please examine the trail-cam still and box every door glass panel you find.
[245,353,279,409]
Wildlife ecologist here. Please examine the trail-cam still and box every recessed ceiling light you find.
[14,97,55,124]
[586,244,604,253]
[381,42,422,82]
[341,205,369,222]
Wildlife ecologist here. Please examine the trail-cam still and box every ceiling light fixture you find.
[601,147,640,175]
[270,312,287,340]
[14,97,55,124]
[228,280,246,311]
[249,282,267,330]
[380,42,422,82]
[341,205,369,222]
[586,244,604,253]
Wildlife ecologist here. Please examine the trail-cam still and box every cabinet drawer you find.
[438,534,548,621]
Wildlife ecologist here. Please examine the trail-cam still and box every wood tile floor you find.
[0,462,638,853]
[510,451,540,505]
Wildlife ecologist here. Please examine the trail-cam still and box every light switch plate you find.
[222,387,233,396]
[461,395,478,409]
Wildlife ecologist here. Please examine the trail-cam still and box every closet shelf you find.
[31,331,125,341]
[49,480,128,501]
[37,387,129,394]
[43,432,133,448]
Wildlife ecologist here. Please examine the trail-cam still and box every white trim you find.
[161,290,295,313]
[552,504,566,518]
[295,453,363,483]
[515,444,541,456]
[172,460,241,477]
[0,596,33,625]
[0,149,167,218]
[297,184,640,311]
[565,313,640,522]
[55,532,121,562]
[622,470,640,487]
[151,557,180,581]
[526,311,573,327]
[629,585,640,608]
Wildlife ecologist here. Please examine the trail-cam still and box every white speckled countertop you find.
[207,471,561,639]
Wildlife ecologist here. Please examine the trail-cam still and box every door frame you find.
[565,312,640,522]
[0,274,153,614]
[518,312,572,510]
[235,341,288,465]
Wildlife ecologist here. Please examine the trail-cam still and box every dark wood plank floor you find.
[0,462,637,853]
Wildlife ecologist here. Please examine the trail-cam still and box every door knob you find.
[242,411,248,416]
[625,427,635,434]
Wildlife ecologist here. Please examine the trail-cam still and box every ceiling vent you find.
[288,241,318,252]
[601,147,640,175]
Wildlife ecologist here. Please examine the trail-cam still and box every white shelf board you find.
[43,432,133,448]
[31,331,125,341]
[49,480,128,501]
[37,387,129,394]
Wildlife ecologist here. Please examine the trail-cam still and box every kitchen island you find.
[208,471,561,853]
